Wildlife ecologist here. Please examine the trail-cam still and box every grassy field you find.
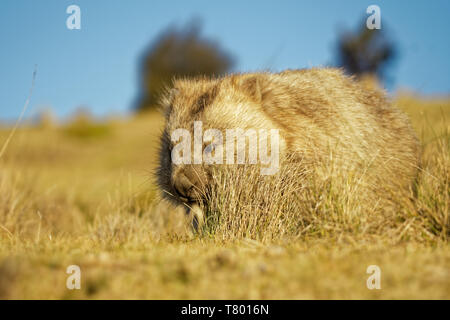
[0,94,448,299]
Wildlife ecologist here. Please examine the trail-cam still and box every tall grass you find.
[200,137,448,242]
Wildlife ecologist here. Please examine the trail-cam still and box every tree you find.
[336,21,396,82]
[136,20,234,111]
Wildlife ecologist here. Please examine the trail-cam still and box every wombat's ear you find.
[168,88,180,103]
[235,75,264,103]
[160,87,179,116]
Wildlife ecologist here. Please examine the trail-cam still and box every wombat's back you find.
[157,68,420,213]
[257,68,420,194]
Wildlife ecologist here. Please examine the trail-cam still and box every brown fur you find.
[156,68,420,225]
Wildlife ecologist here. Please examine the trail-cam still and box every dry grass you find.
[0,95,448,299]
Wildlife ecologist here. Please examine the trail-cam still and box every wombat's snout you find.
[172,166,207,203]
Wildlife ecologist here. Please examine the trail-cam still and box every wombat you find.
[156,68,420,228]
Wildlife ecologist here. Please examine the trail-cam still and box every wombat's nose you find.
[173,173,194,200]
[172,166,208,202]
[172,171,203,202]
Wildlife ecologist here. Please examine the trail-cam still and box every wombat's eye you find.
[204,144,213,154]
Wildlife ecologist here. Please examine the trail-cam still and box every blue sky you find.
[1,0,449,121]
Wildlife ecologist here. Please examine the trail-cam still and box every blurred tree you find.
[136,20,234,111]
[336,21,396,83]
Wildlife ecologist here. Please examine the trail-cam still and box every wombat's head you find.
[157,75,280,206]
